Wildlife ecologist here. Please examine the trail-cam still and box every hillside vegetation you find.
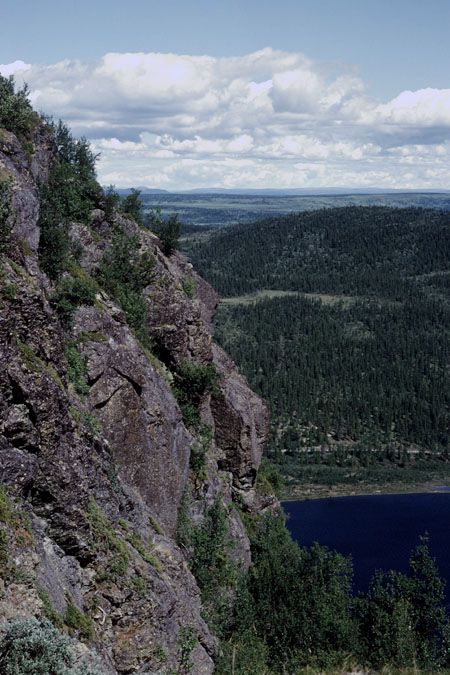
[185,207,450,496]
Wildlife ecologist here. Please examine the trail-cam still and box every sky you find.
[1,0,450,191]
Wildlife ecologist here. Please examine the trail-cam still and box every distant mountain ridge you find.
[114,186,450,196]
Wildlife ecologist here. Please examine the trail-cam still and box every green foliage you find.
[38,121,99,280]
[16,337,43,373]
[82,410,101,437]
[176,491,193,549]
[96,222,155,345]
[0,74,35,139]
[148,513,165,536]
[181,276,196,299]
[126,531,162,572]
[201,206,450,477]
[78,331,107,344]
[356,536,449,670]
[0,617,102,674]
[177,626,197,674]
[86,497,129,578]
[36,586,65,630]
[177,493,450,673]
[2,283,17,300]
[103,185,120,221]
[65,341,89,396]
[234,510,356,669]
[189,498,236,604]
[64,597,95,642]
[51,273,99,327]
[189,424,213,477]
[0,485,16,527]
[172,360,220,428]
[131,574,147,596]
[121,188,144,225]
[256,457,283,497]
[0,177,13,254]
[189,443,207,475]
[147,208,181,254]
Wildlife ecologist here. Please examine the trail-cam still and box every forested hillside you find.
[185,207,450,495]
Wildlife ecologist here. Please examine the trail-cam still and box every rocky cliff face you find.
[0,122,272,672]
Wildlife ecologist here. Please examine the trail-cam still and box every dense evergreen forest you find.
[185,207,450,494]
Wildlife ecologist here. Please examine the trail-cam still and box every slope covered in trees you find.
[185,207,450,493]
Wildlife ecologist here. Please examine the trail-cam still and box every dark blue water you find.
[283,493,450,596]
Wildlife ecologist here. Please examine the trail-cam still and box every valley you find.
[185,206,450,499]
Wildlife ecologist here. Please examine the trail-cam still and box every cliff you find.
[0,120,272,673]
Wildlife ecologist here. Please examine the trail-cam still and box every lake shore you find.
[281,480,450,502]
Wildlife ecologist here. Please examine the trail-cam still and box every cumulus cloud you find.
[4,49,450,189]
[0,60,31,76]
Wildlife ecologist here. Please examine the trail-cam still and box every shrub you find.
[0,616,102,674]
[65,341,89,396]
[38,122,99,280]
[103,185,120,221]
[51,274,99,327]
[147,208,181,255]
[97,223,154,344]
[120,188,143,225]
[181,276,196,299]
[64,597,95,642]
[86,497,129,578]
[189,498,235,598]
[0,75,35,139]
[173,360,220,428]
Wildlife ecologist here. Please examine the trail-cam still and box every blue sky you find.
[1,0,450,190]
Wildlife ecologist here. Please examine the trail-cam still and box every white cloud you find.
[0,60,30,76]
[3,49,450,189]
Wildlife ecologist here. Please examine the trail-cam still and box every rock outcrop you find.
[0,120,272,672]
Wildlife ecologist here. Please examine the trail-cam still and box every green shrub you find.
[190,442,207,475]
[38,122,99,280]
[0,616,103,674]
[82,410,101,437]
[65,341,89,396]
[172,360,220,428]
[64,598,95,642]
[189,498,235,599]
[0,529,9,575]
[96,223,154,343]
[120,188,143,225]
[189,424,213,476]
[148,513,164,536]
[36,586,64,630]
[181,276,196,299]
[51,273,99,326]
[147,209,181,255]
[126,531,162,572]
[0,75,35,139]
[86,497,129,578]
[256,457,283,497]
[2,283,17,300]
[103,185,120,221]
[356,536,450,671]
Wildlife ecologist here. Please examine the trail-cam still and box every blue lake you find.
[282,493,450,597]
